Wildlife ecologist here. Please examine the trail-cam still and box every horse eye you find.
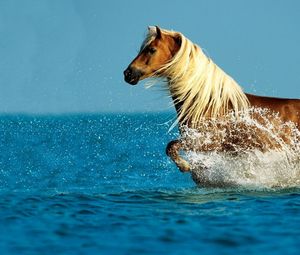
[148,47,156,54]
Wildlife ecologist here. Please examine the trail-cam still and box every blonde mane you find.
[145,28,250,128]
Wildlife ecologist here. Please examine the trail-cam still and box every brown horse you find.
[124,26,300,173]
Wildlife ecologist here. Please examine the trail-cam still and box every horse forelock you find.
[140,27,180,52]
[140,28,158,52]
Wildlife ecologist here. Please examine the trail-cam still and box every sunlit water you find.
[0,113,299,255]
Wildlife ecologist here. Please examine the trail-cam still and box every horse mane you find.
[144,27,250,128]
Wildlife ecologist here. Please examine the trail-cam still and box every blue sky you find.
[0,0,299,113]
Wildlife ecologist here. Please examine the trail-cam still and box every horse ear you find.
[173,34,182,46]
[155,26,162,39]
[148,26,156,35]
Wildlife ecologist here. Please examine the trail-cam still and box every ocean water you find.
[0,113,299,255]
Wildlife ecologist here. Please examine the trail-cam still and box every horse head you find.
[123,26,181,85]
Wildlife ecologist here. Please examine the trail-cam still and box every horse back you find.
[246,93,300,127]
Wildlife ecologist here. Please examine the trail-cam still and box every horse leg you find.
[166,140,191,172]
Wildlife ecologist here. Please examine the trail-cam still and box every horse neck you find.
[166,61,250,129]
[167,79,188,128]
[169,90,182,114]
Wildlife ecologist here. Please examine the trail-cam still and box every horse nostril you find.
[124,68,132,78]
[124,67,143,85]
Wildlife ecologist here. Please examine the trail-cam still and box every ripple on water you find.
[0,114,299,255]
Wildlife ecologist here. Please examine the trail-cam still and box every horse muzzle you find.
[123,67,144,85]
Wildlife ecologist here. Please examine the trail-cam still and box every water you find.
[0,113,299,255]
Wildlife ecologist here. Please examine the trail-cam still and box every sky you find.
[0,0,299,114]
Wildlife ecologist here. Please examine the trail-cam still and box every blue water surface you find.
[0,113,299,255]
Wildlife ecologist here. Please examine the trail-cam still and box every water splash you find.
[180,108,300,189]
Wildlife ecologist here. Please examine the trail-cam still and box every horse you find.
[123,26,300,174]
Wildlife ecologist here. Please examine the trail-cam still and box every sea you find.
[0,113,299,255]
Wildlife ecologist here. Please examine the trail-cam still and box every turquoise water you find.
[0,114,299,254]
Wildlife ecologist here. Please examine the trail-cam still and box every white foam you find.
[180,108,300,189]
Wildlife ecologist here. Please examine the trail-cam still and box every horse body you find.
[167,93,300,172]
[124,26,300,173]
